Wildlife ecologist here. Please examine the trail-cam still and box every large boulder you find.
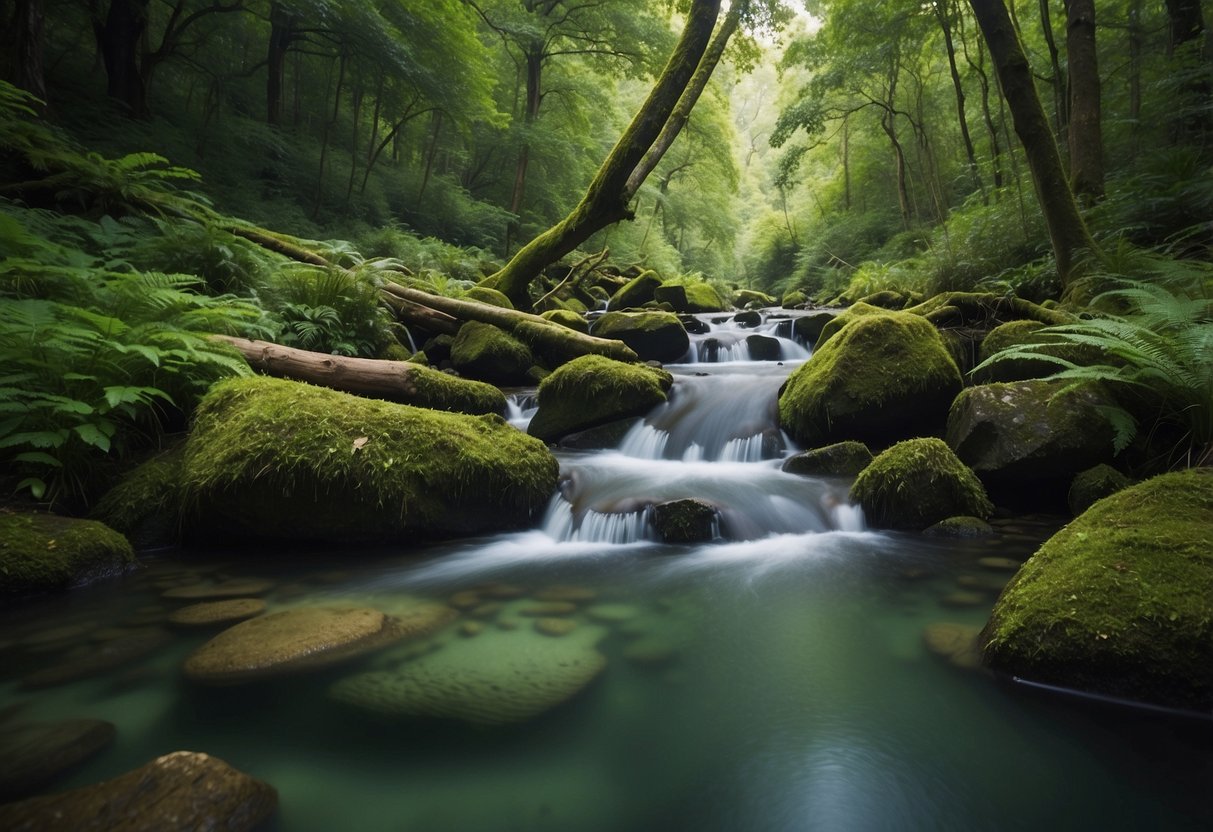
[850,438,992,530]
[733,289,777,309]
[792,312,835,347]
[655,282,725,313]
[591,311,690,363]
[462,286,513,308]
[0,751,277,832]
[945,380,1118,506]
[449,321,534,385]
[528,355,672,444]
[540,309,589,334]
[782,441,873,477]
[651,499,718,543]
[778,311,963,449]
[981,469,1213,712]
[181,377,558,542]
[812,302,887,349]
[607,270,661,310]
[90,446,184,550]
[0,513,135,596]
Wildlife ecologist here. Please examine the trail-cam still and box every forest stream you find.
[1,310,1209,832]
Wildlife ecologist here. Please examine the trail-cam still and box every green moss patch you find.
[591,311,690,364]
[779,311,962,449]
[540,309,589,334]
[851,438,992,530]
[449,321,535,385]
[463,286,514,309]
[90,446,185,550]
[981,469,1213,711]
[405,365,506,415]
[607,270,661,310]
[528,355,672,444]
[1067,464,1132,516]
[181,376,558,542]
[0,512,135,596]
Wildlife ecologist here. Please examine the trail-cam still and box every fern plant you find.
[974,275,1213,469]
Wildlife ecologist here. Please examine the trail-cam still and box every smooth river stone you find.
[0,718,116,801]
[534,617,578,637]
[518,601,578,617]
[168,598,267,627]
[0,751,277,831]
[922,622,983,670]
[531,585,597,603]
[184,606,411,684]
[20,628,173,690]
[162,578,276,600]
[331,624,608,726]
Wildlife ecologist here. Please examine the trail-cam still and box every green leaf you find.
[16,477,46,499]
[72,422,112,451]
[15,451,62,467]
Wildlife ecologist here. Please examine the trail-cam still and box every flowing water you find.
[1,310,1210,831]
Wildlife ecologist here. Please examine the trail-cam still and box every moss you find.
[779,311,963,449]
[782,441,873,477]
[850,438,993,530]
[981,469,1213,711]
[591,311,690,363]
[90,446,185,549]
[607,270,661,310]
[463,286,514,309]
[782,290,808,308]
[923,515,996,538]
[181,376,558,542]
[378,343,412,362]
[449,321,534,385]
[813,302,889,349]
[0,512,135,596]
[733,289,778,309]
[905,292,1073,327]
[563,296,589,315]
[1068,464,1132,516]
[406,365,507,415]
[540,309,589,334]
[858,290,908,309]
[682,282,726,313]
[976,319,1104,383]
[528,355,672,443]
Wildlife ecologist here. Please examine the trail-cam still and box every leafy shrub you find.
[258,265,393,357]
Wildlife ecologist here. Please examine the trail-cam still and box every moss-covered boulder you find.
[90,446,184,550]
[528,355,672,444]
[463,286,514,309]
[1067,464,1132,516]
[682,282,726,312]
[0,513,135,596]
[733,289,777,309]
[181,377,558,542]
[850,438,992,530]
[779,312,963,449]
[858,290,908,309]
[607,270,661,310]
[540,309,590,334]
[653,283,688,311]
[782,441,873,477]
[782,290,808,308]
[449,321,535,385]
[923,516,996,538]
[975,320,1100,383]
[652,499,717,543]
[981,469,1213,711]
[946,381,1118,505]
[792,311,835,347]
[591,311,690,364]
[905,292,1073,328]
[812,302,889,349]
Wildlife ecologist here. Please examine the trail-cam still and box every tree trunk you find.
[210,336,504,414]
[7,0,47,107]
[1164,0,1210,142]
[1127,0,1142,153]
[1064,0,1103,200]
[418,110,444,201]
[1037,0,1067,150]
[99,0,149,116]
[509,49,542,217]
[313,51,345,219]
[486,0,724,306]
[969,0,1096,284]
[936,0,982,194]
[266,1,294,125]
[963,27,1005,188]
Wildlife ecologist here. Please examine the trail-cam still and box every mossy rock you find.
[463,286,514,309]
[449,321,534,385]
[980,469,1213,711]
[607,270,661,310]
[858,290,908,309]
[422,334,454,365]
[732,289,777,309]
[653,284,688,311]
[651,499,717,543]
[782,290,808,308]
[181,377,557,542]
[540,309,589,334]
[851,438,992,531]
[782,441,873,477]
[946,381,1117,506]
[682,282,726,312]
[812,302,889,349]
[792,312,835,347]
[378,342,412,362]
[528,355,672,444]
[779,312,963,450]
[591,311,690,364]
[905,292,1073,328]
[923,516,996,539]
[975,320,1098,383]
[0,513,135,596]
[1068,464,1132,516]
[404,364,507,415]
[90,446,184,550]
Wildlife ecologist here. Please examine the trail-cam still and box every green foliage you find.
[975,276,1213,468]
[258,265,392,357]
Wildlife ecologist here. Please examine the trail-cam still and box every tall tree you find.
[1064,0,1103,199]
[4,0,47,107]
[968,0,1095,284]
[934,0,982,193]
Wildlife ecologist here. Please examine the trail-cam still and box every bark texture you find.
[1065,0,1104,199]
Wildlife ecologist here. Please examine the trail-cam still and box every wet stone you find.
[535,617,578,637]
[922,622,984,671]
[168,598,267,628]
[469,602,504,619]
[978,557,1023,572]
[448,590,482,610]
[0,717,116,801]
[477,583,526,599]
[460,621,485,637]
[21,628,173,690]
[162,578,275,601]
[519,601,579,616]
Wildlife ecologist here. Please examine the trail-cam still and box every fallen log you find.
[210,336,505,415]
[381,283,638,365]
[379,293,460,337]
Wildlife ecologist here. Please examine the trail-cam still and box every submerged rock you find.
[591,311,690,363]
[778,311,962,450]
[1068,464,1132,516]
[0,751,277,831]
[651,499,717,543]
[923,623,983,670]
[0,718,116,801]
[528,355,672,443]
[782,441,873,478]
[331,623,608,725]
[162,578,275,600]
[946,380,1118,506]
[21,628,172,690]
[0,513,135,597]
[181,376,557,542]
[184,604,452,684]
[167,598,267,627]
[922,516,996,539]
[981,469,1213,712]
[851,438,992,531]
